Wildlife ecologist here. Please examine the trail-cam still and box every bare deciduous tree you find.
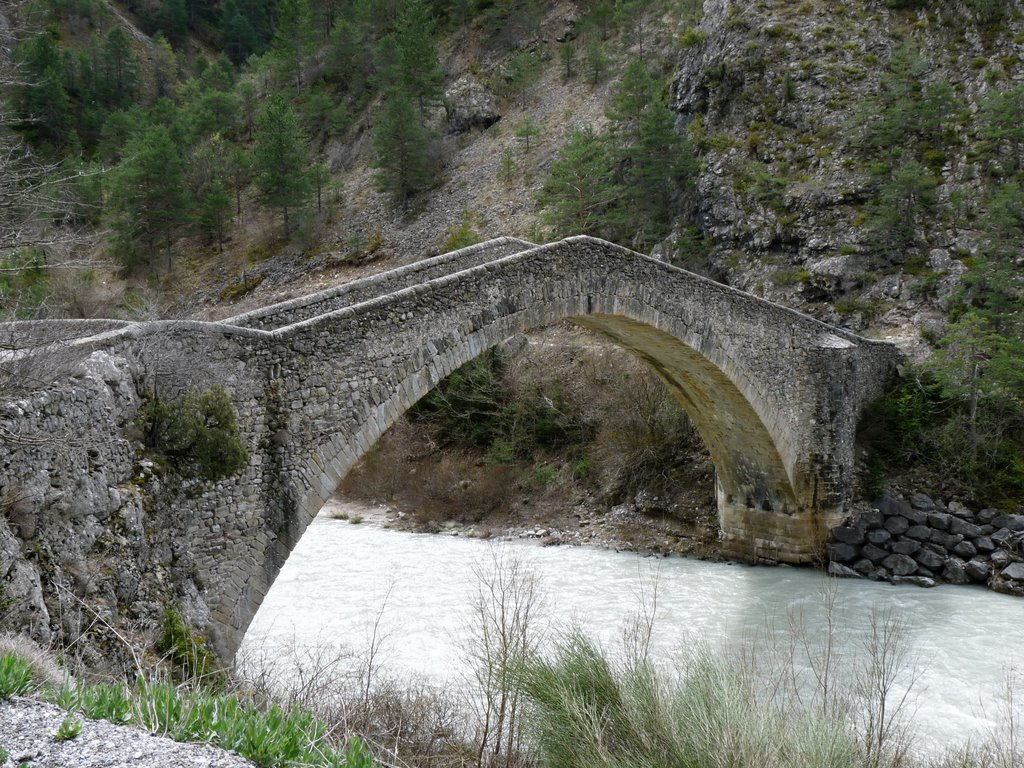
[464,548,545,768]
[0,4,104,302]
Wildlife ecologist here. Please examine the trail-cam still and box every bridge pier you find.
[715,478,839,564]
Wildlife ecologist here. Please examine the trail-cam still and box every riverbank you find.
[322,494,723,560]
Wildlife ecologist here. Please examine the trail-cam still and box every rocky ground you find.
[0,698,253,768]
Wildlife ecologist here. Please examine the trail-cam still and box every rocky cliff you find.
[670,0,1023,356]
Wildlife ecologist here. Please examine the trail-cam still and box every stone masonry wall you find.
[1,236,901,662]
[225,237,535,330]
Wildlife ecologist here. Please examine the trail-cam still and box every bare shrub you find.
[855,609,920,768]
[0,322,85,403]
[464,548,545,768]
[237,637,472,767]
[342,426,520,526]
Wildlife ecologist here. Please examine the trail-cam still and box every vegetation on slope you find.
[2,0,1023,510]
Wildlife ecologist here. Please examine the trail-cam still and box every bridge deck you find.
[222,237,535,331]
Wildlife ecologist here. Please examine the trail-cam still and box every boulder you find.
[930,530,963,550]
[949,517,982,538]
[906,525,932,541]
[901,506,929,525]
[876,493,901,515]
[910,493,935,511]
[832,525,865,545]
[444,76,501,132]
[868,567,889,581]
[883,516,910,535]
[991,575,1024,597]
[828,562,863,579]
[977,508,999,525]
[882,553,918,576]
[926,512,951,530]
[828,543,859,563]
[914,548,946,570]
[991,549,1013,569]
[952,540,977,559]
[974,536,995,553]
[852,558,875,575]
[866,528,892,546]
[1002,562,1024,581]
[890,539,920,556]
[992,514,1024,532]
[890,575,937,588]
[878,493,915,521]
[861,543,890,563]
[943,557,969,585]
[965,559,992,583]
[992,528,1015,547]
[948,501,975,519]
[860,509,884,528]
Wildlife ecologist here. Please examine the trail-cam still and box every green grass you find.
[0,652,36,699]
[0,650,375,767]
[54,713,82,741]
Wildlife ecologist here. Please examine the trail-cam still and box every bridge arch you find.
[0,236,900,663]
[220,237,899,659]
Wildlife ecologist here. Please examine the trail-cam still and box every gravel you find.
[0,698,255,768]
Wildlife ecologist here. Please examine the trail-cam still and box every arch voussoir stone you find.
[0,236,901,661]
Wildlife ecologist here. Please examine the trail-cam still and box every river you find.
[241,502,1022,757]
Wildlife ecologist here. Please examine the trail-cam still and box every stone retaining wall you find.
[828,492,1024,595]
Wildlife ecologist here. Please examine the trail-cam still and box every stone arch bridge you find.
[0,237,900,659]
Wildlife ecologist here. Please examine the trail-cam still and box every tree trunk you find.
[968,360,979,464]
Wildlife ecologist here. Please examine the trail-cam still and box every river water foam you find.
[241,509,1023,755]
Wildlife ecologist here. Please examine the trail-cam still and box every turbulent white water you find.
[241,505,1023,756]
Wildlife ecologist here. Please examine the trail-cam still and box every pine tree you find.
[538,128,620,237]
[14,32,73,149]
[109,124,190,271]
[606,58,659,128]
[388,0,444,112]
[604,59,697,248]
[222,0,259,66]
[372,88,437,208]
[865,160,937,259]
[982,85,1024,173]
[198,179,233,250]
[515,118,540,153]
[930,310,1024,466]
[310,162,330,212]
[151,34,178,100]
[156,0,189,48]
[253,95,311,233]
[272,0,315,91]
[99,27,137,109]
[227,145,253,215]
